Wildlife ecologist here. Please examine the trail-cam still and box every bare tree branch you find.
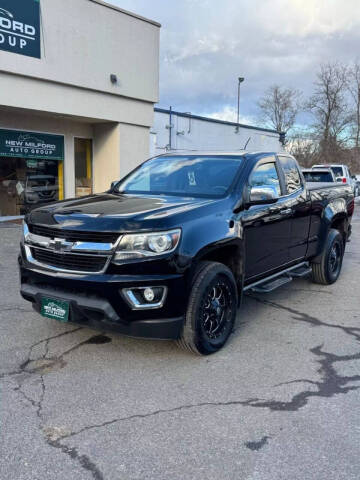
[257,85,302,135]
[348,62,360,148]
[306,62,352,162]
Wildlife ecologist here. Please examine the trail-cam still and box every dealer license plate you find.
[41,297,69,323]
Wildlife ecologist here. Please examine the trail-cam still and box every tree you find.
[307,62,352,162]
[348,62,360,149]
[257,85,301,135]
[287,129,317,167]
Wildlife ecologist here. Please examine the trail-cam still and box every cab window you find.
[278,156,302,194]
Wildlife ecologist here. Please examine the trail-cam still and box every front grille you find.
[29,224,119,244]
[31,248,108,273]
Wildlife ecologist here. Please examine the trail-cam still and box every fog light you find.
[121,286,168,310]
[143,287,155,302]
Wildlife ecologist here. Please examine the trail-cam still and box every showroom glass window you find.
[0,157,63,216]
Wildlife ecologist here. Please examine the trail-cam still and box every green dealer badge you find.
[41,297,69,322]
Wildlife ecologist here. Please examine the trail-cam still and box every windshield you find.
[303,171,334,182]
[116,155,243,198]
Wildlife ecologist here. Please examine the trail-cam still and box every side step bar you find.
[250,275,292,293]
[244,262,311,294]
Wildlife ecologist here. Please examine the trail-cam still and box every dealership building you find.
[0,0,284,218]
[0,0,160,216]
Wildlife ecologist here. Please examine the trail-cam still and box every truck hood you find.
[27,193,224,232]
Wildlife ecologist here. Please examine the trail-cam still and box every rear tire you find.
[311,229,344,285]
[177,261,238,355]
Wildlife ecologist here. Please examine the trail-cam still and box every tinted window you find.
[303,171,334,182]
[279,156,302,193]
[249,162,281,196]
[330,167,344,178]
[116,155,242,198]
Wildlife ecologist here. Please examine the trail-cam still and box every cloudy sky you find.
[110,0,360,127]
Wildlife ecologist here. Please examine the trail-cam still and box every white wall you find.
[0,72,155,127]
[151,110,283,154]
[0,0,160,103]
[93,123,120,193]
[119,123,150,177]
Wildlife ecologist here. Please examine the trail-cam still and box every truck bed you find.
[306,181,346,191]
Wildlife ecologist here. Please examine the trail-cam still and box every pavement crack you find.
[13,384,38,408]
[37,374,46,419]
[19,327,83,373]
[4,324,103,480]
[27,327,83,363]
[46,439,104,480]
[247,295,360,342]
[245,436,271,451]
[243,344,360,411]
[49,339,360,441]
[55,398,263,441]
[0,368,23,379]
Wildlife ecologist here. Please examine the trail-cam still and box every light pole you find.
[236,77,245,133]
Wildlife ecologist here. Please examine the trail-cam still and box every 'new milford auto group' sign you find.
[0,0,41,58]
[0,129,64,161]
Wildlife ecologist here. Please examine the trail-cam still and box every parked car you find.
[352,175,360,196]
[302,168,336,183]
[23,175,58,205]
[19,152,354,354]
[312,164,358,196]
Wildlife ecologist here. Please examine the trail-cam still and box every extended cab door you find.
[242,156,292,280]
[277,155,312,261]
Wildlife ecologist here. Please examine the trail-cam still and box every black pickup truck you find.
[19,152,354,354]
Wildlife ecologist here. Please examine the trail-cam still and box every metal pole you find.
[237,80,240,127]
[236,77,244,133]
[169,106,172,150]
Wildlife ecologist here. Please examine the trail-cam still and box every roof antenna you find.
[243,137,251,149]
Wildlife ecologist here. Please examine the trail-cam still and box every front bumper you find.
[19,260,188,340]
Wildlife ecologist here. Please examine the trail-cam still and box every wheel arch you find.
[312,210,349,263]
[330,214,349,246]
[192,240,244,302]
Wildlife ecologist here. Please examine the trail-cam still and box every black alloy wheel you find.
[201,279,234,342]
[311,228,344,285]
[177,261,238,355]
[328,242,341,277]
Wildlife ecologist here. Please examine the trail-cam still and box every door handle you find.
[279,208,292,215]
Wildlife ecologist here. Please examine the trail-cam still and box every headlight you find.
[22,221,29,243]
[112,229,181,263]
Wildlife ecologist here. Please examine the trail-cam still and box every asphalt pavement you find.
[1,201,360,480]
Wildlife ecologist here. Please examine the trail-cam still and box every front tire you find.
[177,261,238,355]
[311,229,344,285]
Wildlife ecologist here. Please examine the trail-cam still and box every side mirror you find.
[249,186,279,205]
[110,180,119,190]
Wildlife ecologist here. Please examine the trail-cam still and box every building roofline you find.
[88,0,161,27]
[154,107,282,136]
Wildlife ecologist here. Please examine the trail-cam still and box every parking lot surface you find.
[1,202,360,480]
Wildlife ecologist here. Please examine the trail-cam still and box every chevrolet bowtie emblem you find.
[50,238,74,252]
